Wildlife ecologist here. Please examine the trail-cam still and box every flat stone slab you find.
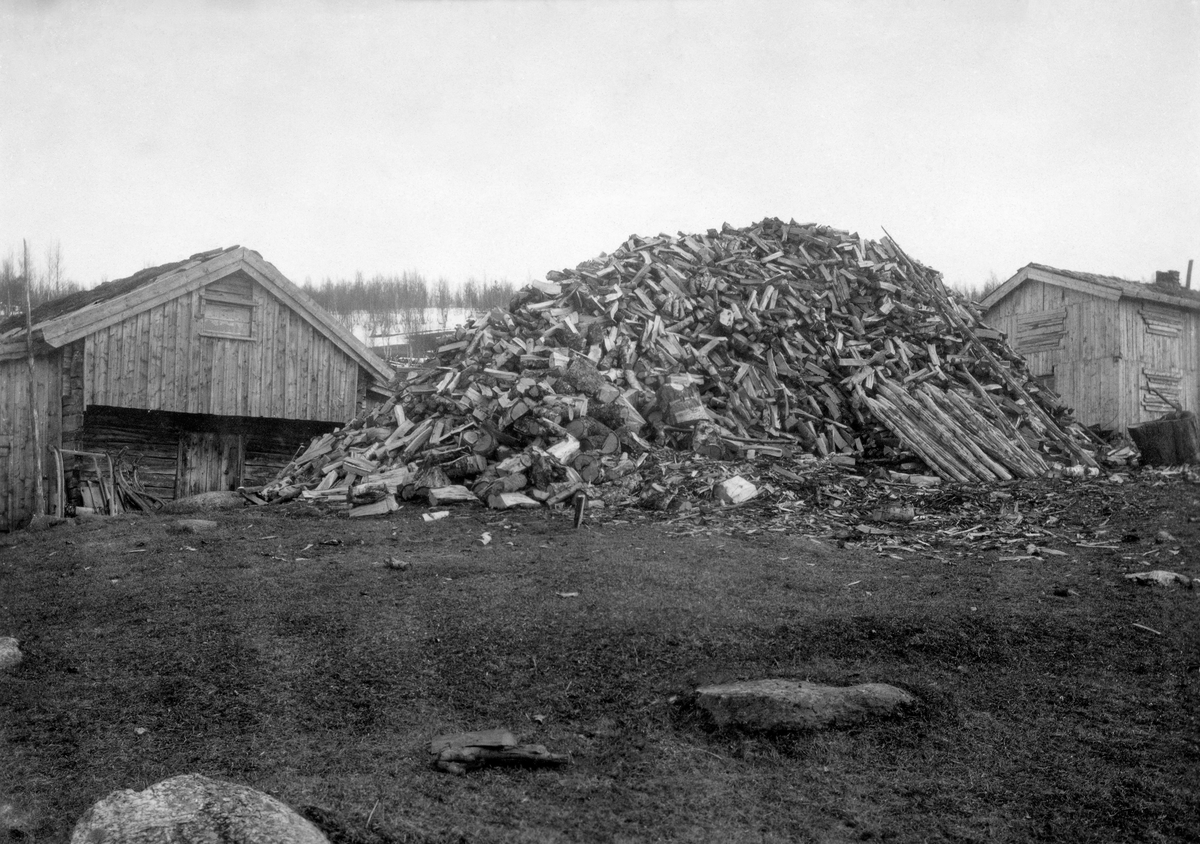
[168,519,220,534]
[70,773,328,844]
[696,678,917,731]
[428,729,567,775]
[1125,570,1194,588]
[0,637,21,671]
[429,728,519,755]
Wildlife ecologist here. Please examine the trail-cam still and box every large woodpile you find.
[257,218,1100,513]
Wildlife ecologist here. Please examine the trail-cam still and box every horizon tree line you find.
[299,272,517,338]
[0,240,516,334]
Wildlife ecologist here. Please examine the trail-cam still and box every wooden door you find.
[176,432,244,498]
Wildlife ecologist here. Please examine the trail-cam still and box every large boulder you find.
[69,773,328,844]
[0,637,21,671]
[696,678,916,731]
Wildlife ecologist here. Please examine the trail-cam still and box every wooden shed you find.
[0,246,393,529]
[980,264,1199,435]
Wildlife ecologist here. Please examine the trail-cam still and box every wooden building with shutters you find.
[980,263,1199,435]
[0,246,393,529]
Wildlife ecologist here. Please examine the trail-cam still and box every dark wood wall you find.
[76,406,335,502]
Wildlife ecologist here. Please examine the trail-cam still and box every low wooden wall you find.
[77,406,336,502]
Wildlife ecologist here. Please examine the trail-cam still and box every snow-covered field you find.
[344,307,481,347]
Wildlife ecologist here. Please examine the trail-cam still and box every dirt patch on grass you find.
[1,471,1197,843]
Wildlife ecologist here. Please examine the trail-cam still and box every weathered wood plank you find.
[0,354,61,526]
[135,309,151,407]
[187,291,202,414]
[303,321,316,419]
[85,328,100,407]
[39,248,247,347]
[147,305,164,409]
[248,285,263,417]
[342,360,354,421]
[284,311,297,420]
[315,339,328,422]
[170,291,184,411]
[199,337,216,415]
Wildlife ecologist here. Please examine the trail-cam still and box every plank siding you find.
[248,284,263,417]
[260,291,276,417]
[85,327,99,407]
[0,353,62,528]
[77,276,365,423]
[93,323,109,406]
[136,309,151,403]
[186,290,199,410]
[302,319,315,418]
[147,306,164,408]
[172,291,187,412]
[985,275,1200,435]
[283,309,296,420]
[3,256,384,527]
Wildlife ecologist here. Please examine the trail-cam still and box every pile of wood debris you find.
[255,218,1102,516]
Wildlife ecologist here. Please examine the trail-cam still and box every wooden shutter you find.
[1015,308,1067,353]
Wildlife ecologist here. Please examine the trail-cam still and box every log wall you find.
[77,406,337,502]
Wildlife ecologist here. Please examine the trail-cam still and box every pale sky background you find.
[2,0,1198,293]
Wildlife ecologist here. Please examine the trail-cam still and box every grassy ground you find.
[1,471,1197,843]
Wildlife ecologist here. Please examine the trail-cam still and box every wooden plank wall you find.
[985,281,1198,434]
[1116,298,1198,430]
[0,353,62,528]
[983,280,1123,431]
[177,432,244,498]
[84,274,363,423]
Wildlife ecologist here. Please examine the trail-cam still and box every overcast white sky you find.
[2,0,1197,292]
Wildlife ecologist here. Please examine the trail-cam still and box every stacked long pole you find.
[881,230,1098,469]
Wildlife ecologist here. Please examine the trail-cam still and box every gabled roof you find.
[0,246,393,383]
[0,246,238,338]
[981,263,1200,312]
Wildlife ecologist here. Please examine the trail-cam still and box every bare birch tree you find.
[0,253,14,317]
[435,277,452,330]
[45,241,64,296]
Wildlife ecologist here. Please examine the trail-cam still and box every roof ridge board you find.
[990,263,1200,310]
[236,252,392,383]
[1028,263,1127,288]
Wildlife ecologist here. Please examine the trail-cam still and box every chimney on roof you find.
[1155,270,1181,288]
